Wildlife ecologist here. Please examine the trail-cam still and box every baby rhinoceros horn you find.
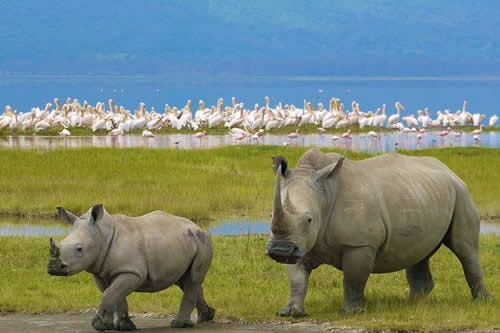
[49,238,60,257]
[47,238,67,276]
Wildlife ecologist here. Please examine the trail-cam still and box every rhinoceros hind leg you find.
[194,284,215,323]
[115,313,136,331]
[406,258,434,300]
[276,303,307,317]
[197,304,215,323]
[445,241,492,300]
[92,313,114,331]
[170,319,194,328]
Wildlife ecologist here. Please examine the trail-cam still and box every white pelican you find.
[489,115,498,127]
[387,102,404,128]
[142,129,155,138]
[59,128,71,136]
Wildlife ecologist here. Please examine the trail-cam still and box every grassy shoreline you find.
[0,146,498,221]
[1,235,499,331]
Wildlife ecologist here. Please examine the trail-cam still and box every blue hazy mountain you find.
[1,0,498,77]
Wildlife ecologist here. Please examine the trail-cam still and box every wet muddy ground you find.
[1,312,498,333]
[0,312,361,333]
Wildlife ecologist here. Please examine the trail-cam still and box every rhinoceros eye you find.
[75,245,83,256]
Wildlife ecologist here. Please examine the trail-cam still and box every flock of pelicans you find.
[0,96,498,145]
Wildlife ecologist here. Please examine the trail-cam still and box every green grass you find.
[0,235,499,331]
[0,146,498,221]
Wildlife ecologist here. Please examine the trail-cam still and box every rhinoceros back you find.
[331,153,474,273]
[110,211,211,291]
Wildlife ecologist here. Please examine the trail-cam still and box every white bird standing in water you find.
[59,128,71,136]
[142,129,155,138]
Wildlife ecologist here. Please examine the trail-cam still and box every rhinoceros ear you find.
[56,207,78,224]
[272,155,290,178]
[89,204,104,225]
[311,157,344,186]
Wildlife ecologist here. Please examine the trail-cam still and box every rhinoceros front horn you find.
[47,238,68,276]
[271,166,288,235]
[273,166,283,219]
[49,237,60,258]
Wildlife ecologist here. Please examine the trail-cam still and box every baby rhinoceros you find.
[47,204,215,331]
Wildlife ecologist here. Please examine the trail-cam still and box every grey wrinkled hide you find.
[267,148,492,316]
[48,204,214,330]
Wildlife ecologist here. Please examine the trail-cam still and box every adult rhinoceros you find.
[266,148,491,316]
[48,204,215,331]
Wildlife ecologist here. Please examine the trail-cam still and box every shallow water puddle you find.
[0,220,498,237]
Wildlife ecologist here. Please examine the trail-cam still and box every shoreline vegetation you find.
[0,145,498,221]
[1,123,499,137]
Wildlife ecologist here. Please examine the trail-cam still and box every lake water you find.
[1,76,499,122]
[1,130,498,152]
[1,220,499,237]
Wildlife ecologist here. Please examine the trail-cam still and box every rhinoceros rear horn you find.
[272,156,289,178]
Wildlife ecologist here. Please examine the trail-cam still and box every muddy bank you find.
[0,312,497,333]
[0,312,361,333]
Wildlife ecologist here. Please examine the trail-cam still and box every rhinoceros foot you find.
[340,303,365,314]
[92,314,114,331]
[197,306,215,323]
[170,319,194,328]
[473,290,494,302]
[276,304,306,318]
[116,315,136,331]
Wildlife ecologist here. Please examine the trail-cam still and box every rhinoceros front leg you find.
[92,273,142,331]
[277,263,310,318]
[340,247,375,313]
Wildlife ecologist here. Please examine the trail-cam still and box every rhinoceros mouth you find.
[47,259,69,276]
[266,239,301,264]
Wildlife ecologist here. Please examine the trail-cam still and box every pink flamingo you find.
[470,125,483,135]
[288,128,299,139]
[193,131,207,145]
[194,130,207,139]
[341,129,352,139]
[287,128,299,145]
[438,127,451,137]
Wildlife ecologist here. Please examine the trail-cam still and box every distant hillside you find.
[1,0,498,77]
